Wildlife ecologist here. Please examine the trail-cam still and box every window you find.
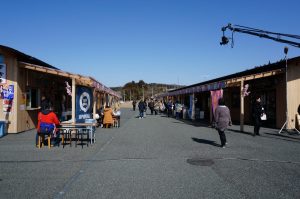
[232,92,240,108]
[26,88,40,109]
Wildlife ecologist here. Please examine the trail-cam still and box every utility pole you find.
[130,90,132,101]
[142,85,145,101]
[152,87,153,97]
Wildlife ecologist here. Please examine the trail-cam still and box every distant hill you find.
[111,80,184,100]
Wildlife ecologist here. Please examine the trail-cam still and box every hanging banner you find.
[210,89,223,117]
[76,86,93,122]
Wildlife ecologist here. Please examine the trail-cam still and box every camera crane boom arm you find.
[220,23,300,48]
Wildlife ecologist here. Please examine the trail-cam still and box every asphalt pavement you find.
[0,108,300,199]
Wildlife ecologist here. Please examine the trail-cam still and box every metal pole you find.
[279,47,288,134]
[142,86,144,101]
[130,90,131,101]
[152,87,153,97]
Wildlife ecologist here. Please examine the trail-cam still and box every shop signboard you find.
[1,85,14,113]
[76,86,93,123]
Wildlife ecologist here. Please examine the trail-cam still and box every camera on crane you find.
[220,36,229,45]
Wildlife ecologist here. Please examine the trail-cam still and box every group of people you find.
[133,99,184,120]
[133,99,165,119]
[96,104,121,128]
[132,95,266,148]
[94,101,121,128]
[36,94,266,148]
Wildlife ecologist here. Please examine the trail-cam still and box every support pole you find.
[93,89,96,119]
[191,93,195,121]
[240,80,244,132]
[72,78,76,123]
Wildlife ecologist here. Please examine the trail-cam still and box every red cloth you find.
[37,112,60,132]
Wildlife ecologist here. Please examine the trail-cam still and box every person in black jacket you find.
[252,96,264,136]
[138,100,146,119]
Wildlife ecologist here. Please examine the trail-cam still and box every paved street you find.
[0,108,300,199]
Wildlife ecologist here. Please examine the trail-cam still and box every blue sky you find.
[1,0,300,87]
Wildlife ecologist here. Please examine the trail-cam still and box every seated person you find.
[36,101,60,146]
[103,105,114,127]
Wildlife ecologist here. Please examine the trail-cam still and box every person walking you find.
[252,96,264,136]
[148,99,154,115]
[214,98,232,148]
[138,100,145,119]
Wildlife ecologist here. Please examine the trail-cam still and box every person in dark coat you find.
[252,96,264,136]
[167,99,173,117]
[138,100,145,119]
[148,100,154,115]
[214,98,232,148]
[132,100,137,111]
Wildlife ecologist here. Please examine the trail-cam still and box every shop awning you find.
[19,62,121,98]
[161,68,284,97]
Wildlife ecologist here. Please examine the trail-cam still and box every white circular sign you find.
[79,92,90,112]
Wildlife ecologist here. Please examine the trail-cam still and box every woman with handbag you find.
[252,96,264,136]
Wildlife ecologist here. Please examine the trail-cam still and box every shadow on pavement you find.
[264,132,300,142]
[227,128,254,136]
[228,129,300,143]
[191,137,220,147]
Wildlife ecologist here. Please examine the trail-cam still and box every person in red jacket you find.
[36,100,60,146]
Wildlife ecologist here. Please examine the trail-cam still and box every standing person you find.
[214,98,232,148]
[132,100,137,111]
[167,99,173,117]
[36,101,60,147]
[154,100,160,115]
[148,99,154,115]
[175,101,182,119]
[252,96,264,136]
[103,105,114,128]
[138,100,145,119]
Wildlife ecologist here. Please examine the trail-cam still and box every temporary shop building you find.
[0,45,120,135]
[160,56,300,131]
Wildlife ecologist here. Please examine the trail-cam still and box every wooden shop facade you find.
[0,45,120,134]
[161,56,300,131]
